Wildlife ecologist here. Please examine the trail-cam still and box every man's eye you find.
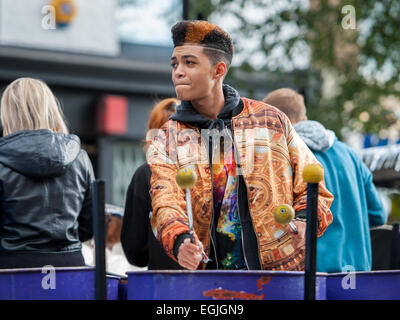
[171,63,177,68]
[186,61,195,65]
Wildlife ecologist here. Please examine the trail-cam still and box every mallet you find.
[274,204,298,234]
[302,163,324,300]
[176,166,210,263]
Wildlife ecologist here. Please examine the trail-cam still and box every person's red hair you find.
[148,98,178,130]
[145,97,178,150]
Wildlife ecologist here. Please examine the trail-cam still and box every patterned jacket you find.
[147,96,333,270]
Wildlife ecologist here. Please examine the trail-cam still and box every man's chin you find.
[175,91,193,101]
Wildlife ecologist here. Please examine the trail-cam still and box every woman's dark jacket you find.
[121,163,182,270]
[0,130,94,268]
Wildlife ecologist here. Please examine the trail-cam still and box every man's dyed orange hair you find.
[171,20,234,67]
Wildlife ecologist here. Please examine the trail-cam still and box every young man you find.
[263,88,386,272]
[147,20,333,270]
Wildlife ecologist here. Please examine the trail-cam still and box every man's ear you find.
[214,61,227,80]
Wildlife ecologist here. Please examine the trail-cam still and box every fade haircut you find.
[263,88,307,124]
[171,20,234,68]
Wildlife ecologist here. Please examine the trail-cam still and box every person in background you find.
[263,88,387,272]
[0,77,94,269]
[105,205,124,250]
[121,97,182,270]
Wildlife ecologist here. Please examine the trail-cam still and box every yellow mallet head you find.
[302,164,324,184]
[274,204,295,225]
[176,166,197,189]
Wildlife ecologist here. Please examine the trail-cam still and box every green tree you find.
[206,0,400,139]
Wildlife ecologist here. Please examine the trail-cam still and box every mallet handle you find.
[304,182,318,300]
[185,188,195,243]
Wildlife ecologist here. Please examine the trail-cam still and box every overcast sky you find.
[115,0,177,46]
[115,0,310,70]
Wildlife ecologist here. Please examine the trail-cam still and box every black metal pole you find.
[183,0,189,20]
[92,180,107,300]
[304,182,318,300]
[390,223,400,269]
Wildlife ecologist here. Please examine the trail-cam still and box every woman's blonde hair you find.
[1,77,68,136]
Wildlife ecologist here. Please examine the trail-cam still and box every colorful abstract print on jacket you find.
[212,145,246,269]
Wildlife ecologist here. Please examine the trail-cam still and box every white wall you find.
[0,0,120,56]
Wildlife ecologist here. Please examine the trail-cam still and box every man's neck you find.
[191,86,225,120]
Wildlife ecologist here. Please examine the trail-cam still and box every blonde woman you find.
[0,77,95,269]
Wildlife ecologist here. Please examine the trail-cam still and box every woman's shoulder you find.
[132,163,151,183]
[73,148,95,178]
[135,163,150,174]
[125,163,150,191]
[75,148,91,164]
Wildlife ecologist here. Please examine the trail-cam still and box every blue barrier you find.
[125,270,327,300]
[0,266,120,300]
[326,270,400,300]
[118,279,128,300]
[1,268,399,300]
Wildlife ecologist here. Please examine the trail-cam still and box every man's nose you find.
[174,64,185,78]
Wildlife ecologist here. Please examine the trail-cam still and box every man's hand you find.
[177,238,203,270]
[288,220,306,250]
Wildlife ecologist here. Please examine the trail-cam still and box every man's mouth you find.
[175,83,190,87]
